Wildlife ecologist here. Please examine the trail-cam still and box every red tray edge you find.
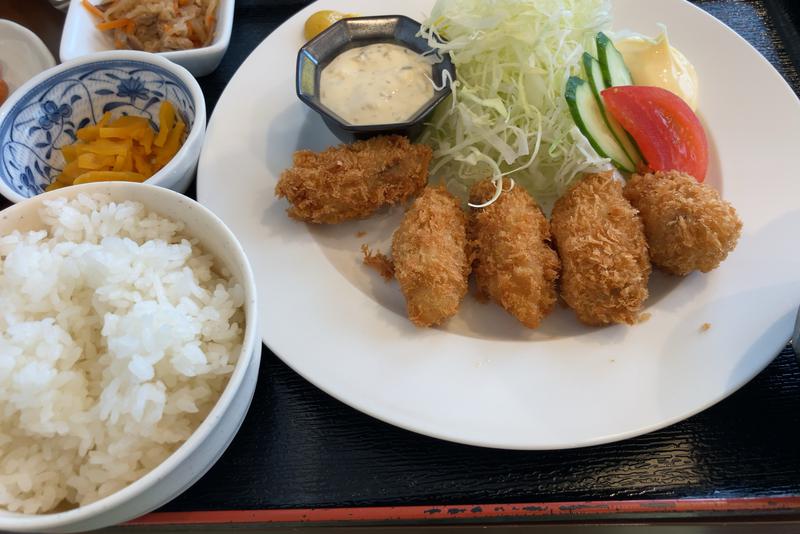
[130,496,800,526]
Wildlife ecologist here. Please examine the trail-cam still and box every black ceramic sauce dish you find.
[296,15,455,142]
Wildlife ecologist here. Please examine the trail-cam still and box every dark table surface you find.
[4,0,800,527]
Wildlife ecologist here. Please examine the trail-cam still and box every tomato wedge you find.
[601,86,708,182]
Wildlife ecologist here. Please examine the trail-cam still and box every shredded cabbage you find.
[419,0,615,208]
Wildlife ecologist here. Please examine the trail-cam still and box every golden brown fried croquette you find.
[469,179,560,329]
[391,186,471,327]
[551,173,651,326]
[275,135,432,224]
[623,170,742,276]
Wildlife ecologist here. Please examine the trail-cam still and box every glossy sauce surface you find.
[320,43,434,125]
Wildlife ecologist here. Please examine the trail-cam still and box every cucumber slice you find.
[597,32,634,87]
[582,52,643,169]
[565,76,636,173]
[582,52,608,106]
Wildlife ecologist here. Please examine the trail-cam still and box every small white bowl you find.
[0,19,57,97]
[0,181,259,533]
[60,0,235,77]
[0,50,205,203]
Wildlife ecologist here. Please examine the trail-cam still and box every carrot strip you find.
[154,102,176,148]
[132,149,153,176]
[110,116,145,127]
[112,154,126,172]
[77,125,100,142]
[100,125,147,139]
[96,18,132,31]
[156,120,185,167]
[81,0,105,20]
[60,144,79,163]
[77,153,115,170]
[78,139,129,156]
[136,127,154,154]
[59,160,82,183]
[45,181,66,192]
[97,112,112,127]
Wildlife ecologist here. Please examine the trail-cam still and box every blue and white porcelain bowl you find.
[0,50,205,203]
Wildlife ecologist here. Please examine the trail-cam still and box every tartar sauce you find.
[615,31,699,110]
[320,43,434,125]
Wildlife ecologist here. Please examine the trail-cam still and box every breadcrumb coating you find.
[469,179,560,329]
[623,170,742,276]
[275,135,431,224]
[551,173,651,326]
[361,244,394,281]
[391,187,470,327]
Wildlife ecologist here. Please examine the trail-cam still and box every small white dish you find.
[0,50,205,203]
[59,0,235,77]
[0,19,56,98]
[0,181,259,533]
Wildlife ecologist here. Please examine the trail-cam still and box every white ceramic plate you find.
[0,20,56,99]
[198,0,800,449]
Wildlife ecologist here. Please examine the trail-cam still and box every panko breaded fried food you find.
[551,173,650,326]
[623,170,742,276]
[469,179,560,329]
[275,135,432,224]
[391,186,470,327]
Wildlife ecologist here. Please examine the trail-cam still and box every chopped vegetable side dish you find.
[82,0,218,52]
[49,101,185,191]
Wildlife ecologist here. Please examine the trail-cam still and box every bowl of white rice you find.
[0,182,259,532]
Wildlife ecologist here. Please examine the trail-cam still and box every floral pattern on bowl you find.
[0,59,196,198]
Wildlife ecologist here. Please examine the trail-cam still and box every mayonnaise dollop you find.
[615,30,699,110]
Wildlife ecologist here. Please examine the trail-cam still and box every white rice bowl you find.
[0,193,245,514]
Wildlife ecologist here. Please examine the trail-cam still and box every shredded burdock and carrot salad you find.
[82,0,218,52]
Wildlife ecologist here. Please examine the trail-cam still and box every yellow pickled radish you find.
[303,10,356,41]
[52,101,185,190]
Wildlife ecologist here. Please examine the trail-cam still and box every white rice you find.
[0,194,244,514]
